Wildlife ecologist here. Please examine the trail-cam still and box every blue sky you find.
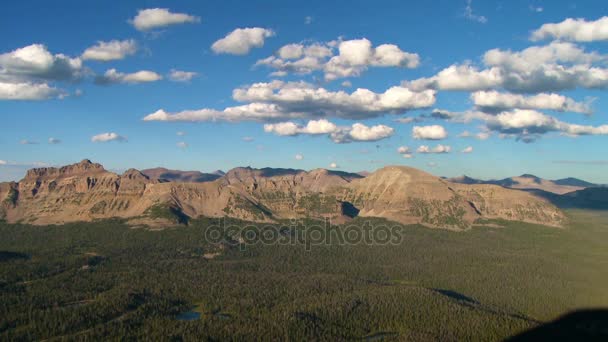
[1,0,608,183]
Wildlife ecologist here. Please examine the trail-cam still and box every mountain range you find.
[448,174,601,195]
[3,159,606,230]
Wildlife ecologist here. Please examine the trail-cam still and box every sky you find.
[1,0,608,183]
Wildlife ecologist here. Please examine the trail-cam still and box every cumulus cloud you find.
[91,132,127,142]
[405,42,608,93]
[145,81,435,123]
[329,162,338,168]
[48,137,61,144]
[256,42,333,75]
[471,90,593,114]
[531,16,608,42]
[295,153,304,160]
[211,28,275,55]
[0,44,83,82]
[232,80,436,120]
[0,81,64,100]
[82,39,137,61]
[168,69,197,82]
[130,8,200,31]
[397,146,413,158]
[412,125,448,140]
[0,44,81,100]
[483,109,608,142]
[256,38,419,80]
[263,119,394,144]
[461,146,474,153]
[417,144,451,153]
[95,69,162,85]
[324,38,420,80]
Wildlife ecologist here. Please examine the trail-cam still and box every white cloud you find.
[412,125,448,140]
[91,132,127,142]
[406,63,502,91]
[324,38,419,80]
[256,42,333,75]
[232,80,436,120]
[177,141,188,148]
[20,139,39,145]
[417,144,451,154]
[405,42,608,93]
[0,44,82,84]
[48,137,61,144]
[0,81,63,100]
[95,69,162,84]
[145,81,435,123]
[144,103,302,122]
[531,16,608,42]
[211,27,275,55]
[176,131,186,136]
[483,109,608,142]
[263,121,300,136]
[329,162,338,168]
[344,123,394,142]
[278,44,304,59]
[304,16,313,24]
[168,69,197,82]
[0,160,6,165]
[529,6,543,13]
[263,119,394,144]
[397,146,413,158]
[464,0,487,23]
[82,39,137,61]
[257,38,419,80]
[461,146,473,153]
[471,90,593,114]
[130,8,200,31]
[341,81,352,87]
[242,136,254,142]
[295,153,304,160]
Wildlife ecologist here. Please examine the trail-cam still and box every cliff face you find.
[0,161,567,229]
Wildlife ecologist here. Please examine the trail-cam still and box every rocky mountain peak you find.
[24,159,106,180]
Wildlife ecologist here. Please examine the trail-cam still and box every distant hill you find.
[553,177,597,188]
[448,174,598,195]
[549,187,608,210]
[141,167,223,183]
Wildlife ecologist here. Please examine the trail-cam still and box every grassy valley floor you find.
[0,209,607,340]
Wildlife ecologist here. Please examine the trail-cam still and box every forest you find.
[1,211,607,340]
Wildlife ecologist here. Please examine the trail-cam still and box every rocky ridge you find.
[0,160,567,230]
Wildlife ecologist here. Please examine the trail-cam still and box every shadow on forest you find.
[430,288,479,305]
[0,251,30,262]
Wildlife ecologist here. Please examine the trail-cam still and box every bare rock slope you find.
[0,160,566,229]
